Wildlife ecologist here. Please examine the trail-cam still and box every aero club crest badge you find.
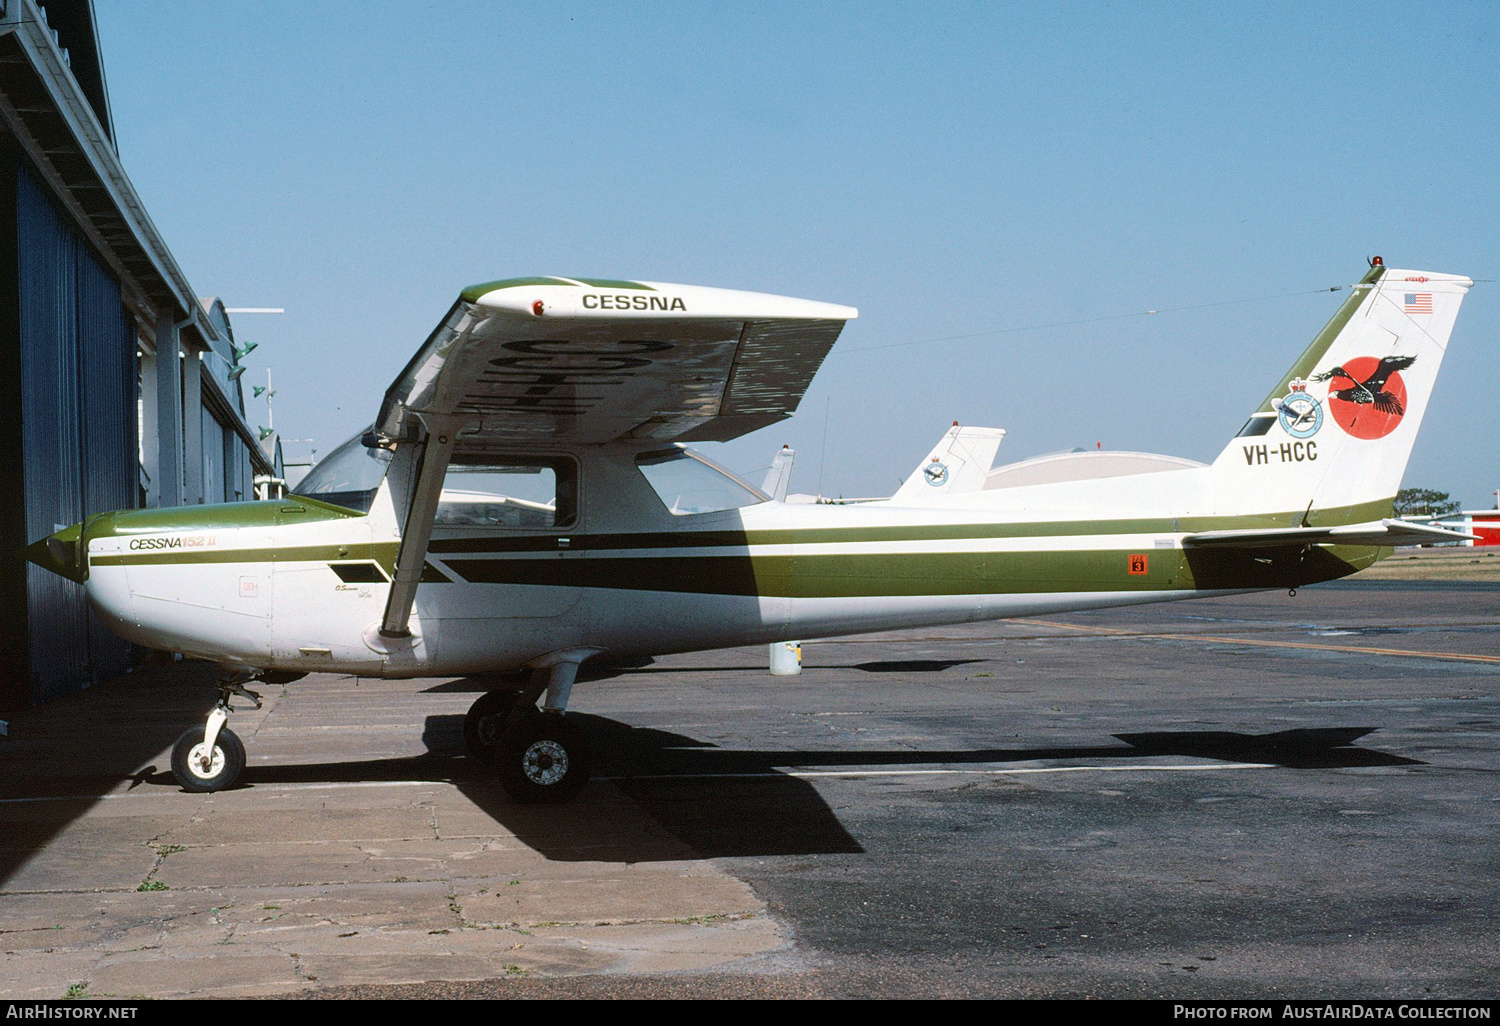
[1271,379,1322,439]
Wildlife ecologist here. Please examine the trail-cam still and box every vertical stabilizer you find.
[761,445,795,502]
[890,423,1006,503]
[1210,262,1472,519]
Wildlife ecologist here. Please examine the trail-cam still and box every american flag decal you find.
[1404,293,1433,314]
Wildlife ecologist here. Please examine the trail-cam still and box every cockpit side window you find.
[436,456,578,529]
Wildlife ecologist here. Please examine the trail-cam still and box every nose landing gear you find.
[169,679,262,793]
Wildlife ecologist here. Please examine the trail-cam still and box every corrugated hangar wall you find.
[0,1,283,715]
[3,142,136,709]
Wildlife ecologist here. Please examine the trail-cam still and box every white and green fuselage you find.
[63,483,1394,679]
[30,264,1474,681]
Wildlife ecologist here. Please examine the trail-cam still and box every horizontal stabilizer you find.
[1183,518,1477,549]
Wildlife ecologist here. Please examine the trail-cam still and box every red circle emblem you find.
[1324,356,1408,439]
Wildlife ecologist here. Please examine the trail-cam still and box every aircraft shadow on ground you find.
[122,717,1419,864]
[0,661,224,888]
[1,661,1423,878]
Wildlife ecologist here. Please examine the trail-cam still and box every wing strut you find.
[379,423,458,638]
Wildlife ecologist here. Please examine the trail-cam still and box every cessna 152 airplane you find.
[28,260,1475,802]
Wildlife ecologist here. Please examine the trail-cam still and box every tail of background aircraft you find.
[1208,261,1472,520]
[890,423,1006,503]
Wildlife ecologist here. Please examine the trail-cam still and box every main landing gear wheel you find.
[463,690,519,758]
[498,710,591,804]
[170,726,246,793]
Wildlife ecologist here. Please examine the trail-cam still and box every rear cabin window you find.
[436,457,577,528]
[636,448,767,516]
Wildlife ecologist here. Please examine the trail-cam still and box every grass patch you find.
[63,983,89,1000]
[137,880,168,892]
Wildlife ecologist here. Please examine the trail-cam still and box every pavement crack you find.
[465,912,760,931]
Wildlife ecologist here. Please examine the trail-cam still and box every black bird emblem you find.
[1312,356,1416,416]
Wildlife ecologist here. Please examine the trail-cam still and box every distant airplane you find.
[30,262,1475,802]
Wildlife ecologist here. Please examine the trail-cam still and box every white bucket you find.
[769,640,802,675]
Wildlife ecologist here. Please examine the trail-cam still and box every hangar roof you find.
[0,0,210,335]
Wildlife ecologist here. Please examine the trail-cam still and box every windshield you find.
[294,430,393,513]
[636,448,767,516]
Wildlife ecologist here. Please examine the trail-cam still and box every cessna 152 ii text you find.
[28,260,1475,802]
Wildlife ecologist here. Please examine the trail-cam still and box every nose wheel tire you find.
[170,726,246,793]
[463,690,519,759]
[498,711,591,804]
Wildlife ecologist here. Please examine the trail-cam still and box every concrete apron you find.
[0,669,780,999]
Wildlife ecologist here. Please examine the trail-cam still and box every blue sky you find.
[96,1,1499,505]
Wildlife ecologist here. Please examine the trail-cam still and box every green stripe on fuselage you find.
[91,541,399,570]
[426,498,1395,554]
[87,499,1391,597]
[445,543,1373,597]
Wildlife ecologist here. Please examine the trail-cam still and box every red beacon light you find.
[532,300,545,316]
[1369,255,1384,267]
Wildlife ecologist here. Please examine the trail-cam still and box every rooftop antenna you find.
[816,397,830,502]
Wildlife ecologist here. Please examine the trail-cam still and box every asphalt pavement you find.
[3,575,1497,999]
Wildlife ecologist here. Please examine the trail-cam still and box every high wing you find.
[372,277,856,639]
[1183,519,1476,549]
[373,277,857,454]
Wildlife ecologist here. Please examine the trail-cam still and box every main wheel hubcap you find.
[521,740,569,786]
